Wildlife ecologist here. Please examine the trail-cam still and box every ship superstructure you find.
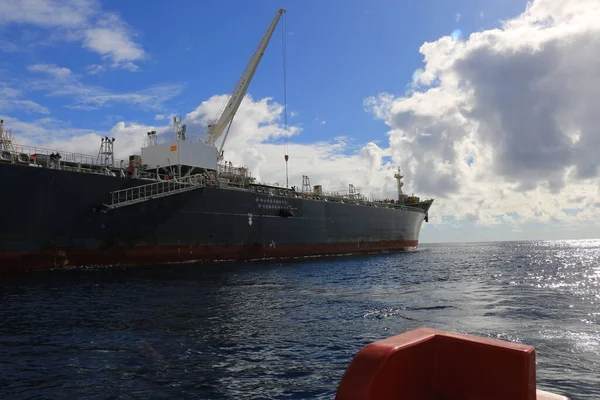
[0,9,433,272]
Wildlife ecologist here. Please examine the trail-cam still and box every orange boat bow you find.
[336,328,569,400]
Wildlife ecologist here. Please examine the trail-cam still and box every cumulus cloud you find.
[182,95,398,196]
[0,0,145,70]
[5,115,167,163]
[364,0,600,227]
[185,94,297,149]
[83,13,145,70]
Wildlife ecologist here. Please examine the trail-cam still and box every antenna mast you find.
[173,116,186,141]
[394,166,407,202]
[285,154,289,188]
[302,175,311,193]
[97,136,115,167]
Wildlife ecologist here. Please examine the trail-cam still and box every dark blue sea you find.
[1,240,599,399]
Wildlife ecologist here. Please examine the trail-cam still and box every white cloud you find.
[83,13,145,69]
[155,114,166,121]
[364,92,394,120]
[28,64,72,79]
[480,11,484,19]
[7,99,50,114]
[186,94,296,147]
[0,0,145,71]
[456,13,461,22]
[86,64,106,75]
[0,99,50,115]
[0,88,24,99]
[0,0,97,28]
[314,116,327,125]
[23,70,184,111]
[0,86,49,114]
[182,95,396,195]
[1,116,92,147]
[0,38,22,53]
[3,60,183,112]
[61,83,184,110]
[363,0,600,228]
[4,115,167,162]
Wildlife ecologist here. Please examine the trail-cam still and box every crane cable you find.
[282,12,288,147]
[282,12,289,187]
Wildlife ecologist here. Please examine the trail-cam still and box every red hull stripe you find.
[0,240,418,272]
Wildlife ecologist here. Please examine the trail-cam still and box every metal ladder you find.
[103,174,207,210]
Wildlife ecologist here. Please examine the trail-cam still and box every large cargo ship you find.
[0,9,433,273]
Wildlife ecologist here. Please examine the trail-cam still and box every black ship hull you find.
[0,163,431,272]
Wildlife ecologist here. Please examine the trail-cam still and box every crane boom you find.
[206,8,286,157]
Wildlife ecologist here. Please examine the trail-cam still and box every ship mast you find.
[173,116,186,141]
[394,167,407,202]
[97,137,115,167]
[0,119,15,153]
[206,8,286,160]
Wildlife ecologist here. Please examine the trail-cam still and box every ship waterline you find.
[0,240,420,272]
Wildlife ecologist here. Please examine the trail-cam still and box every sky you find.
[1,0,599,243]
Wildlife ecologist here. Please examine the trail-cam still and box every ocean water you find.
[1,240,599,399]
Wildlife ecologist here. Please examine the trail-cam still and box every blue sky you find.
[3,0,526,138]
[2,0,599,243]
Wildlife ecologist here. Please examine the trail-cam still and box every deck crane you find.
[206,8,286,160]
